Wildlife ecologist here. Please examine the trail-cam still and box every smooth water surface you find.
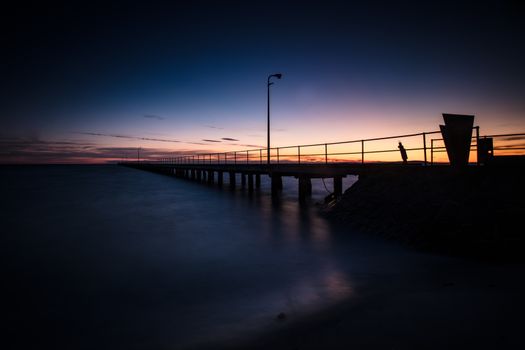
[3,165,358,348]
[3,165,524,349]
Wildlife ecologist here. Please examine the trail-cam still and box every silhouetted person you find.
[398,142,408,164]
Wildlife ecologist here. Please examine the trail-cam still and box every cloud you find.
[221,137,239,141]
[496,143,525,149]
[0,136,218,164]
[502,136,525,141]
[143,114,164,120]
[0,136,100,163]
[222,143,263,148]
[75,132,180,143]
[204,125,224,129]
[76,132,215,146]
[237,144,263,148]
[202,139,221,143]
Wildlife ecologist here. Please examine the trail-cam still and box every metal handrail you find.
[429,132,525,165]
[132,128,525,166]
[152,129,446,165]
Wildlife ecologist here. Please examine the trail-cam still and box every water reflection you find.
[217,174,355,317]
[280,266,354,316]
[3,166,358,349]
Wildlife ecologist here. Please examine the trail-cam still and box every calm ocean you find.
[3,165,364,348]
[4,165,506,349]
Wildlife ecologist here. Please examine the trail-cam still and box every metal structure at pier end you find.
[120,118,525,202]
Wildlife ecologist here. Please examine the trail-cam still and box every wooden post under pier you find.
[334,176,343,197]
[271,174,283,194]
[298,176,312,202]
[248,174,254,192]
[229,172,236,188]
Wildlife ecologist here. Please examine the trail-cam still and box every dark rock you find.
[323,166,525,261]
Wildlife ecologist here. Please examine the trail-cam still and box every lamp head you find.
[273,73,282,79]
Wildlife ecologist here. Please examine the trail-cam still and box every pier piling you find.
[229,172,236,188]
[334,176,343,196]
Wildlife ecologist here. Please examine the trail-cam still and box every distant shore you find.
[323,164,525,261]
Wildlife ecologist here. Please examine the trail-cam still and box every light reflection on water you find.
[3,165,358,349]
[187,173,358,345]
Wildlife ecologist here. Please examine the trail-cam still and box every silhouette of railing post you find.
[277,148,280,164]
[298,146,301,164]
[475,126,480,166]
[325,144,328,164]
[430,139,434,165]
[423,132,427,165]
[234,152,237,164]
[361,140,365,164]
[246,150,249,164]
[259,149,262,164]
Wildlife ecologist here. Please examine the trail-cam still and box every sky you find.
[1,0,524,163]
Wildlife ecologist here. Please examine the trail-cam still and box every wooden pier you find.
[120,162,409,202]
[119,128,524,202]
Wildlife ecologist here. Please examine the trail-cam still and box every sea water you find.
[3,165,489,349]
[3,165,364,348]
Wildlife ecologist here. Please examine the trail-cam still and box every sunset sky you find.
[1,1,524,163]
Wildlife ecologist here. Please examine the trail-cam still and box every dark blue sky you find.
[1,1,524,163]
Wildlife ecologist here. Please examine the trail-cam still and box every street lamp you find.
[267,73,282,165]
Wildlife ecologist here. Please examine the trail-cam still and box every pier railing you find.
[430,132,525,165]
[143,128,524,166]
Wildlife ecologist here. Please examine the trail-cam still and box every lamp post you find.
[267,73,282,165]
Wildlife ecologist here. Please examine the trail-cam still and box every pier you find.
[119,127,525,202]
[122,162,354,201]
